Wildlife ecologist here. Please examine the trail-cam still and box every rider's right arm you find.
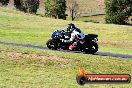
[70,33,75,42]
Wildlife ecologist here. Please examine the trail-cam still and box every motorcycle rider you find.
[63,23,85,50]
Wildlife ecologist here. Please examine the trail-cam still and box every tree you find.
[105,0,132,25]
[0,0,39,13]
[14,0,22,9]
[57,0,66,19]
[45,0,66,19]
[22,0,39,13]
[37,0,45,14]
[0,0,9,6]
[7,0,39,13]
[67,0,79,21]
[7,0,15,9]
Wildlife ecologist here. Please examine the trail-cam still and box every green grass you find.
[0,7,132,88]
[0,44,132,88]
[75,15,105,23]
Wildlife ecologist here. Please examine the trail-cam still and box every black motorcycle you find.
[46,30,98,54]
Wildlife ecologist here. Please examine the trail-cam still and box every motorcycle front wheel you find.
[46,39,58,50]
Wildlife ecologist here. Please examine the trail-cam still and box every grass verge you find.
[0,44,132,88]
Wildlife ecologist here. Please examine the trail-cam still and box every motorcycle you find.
[46,29,98,54]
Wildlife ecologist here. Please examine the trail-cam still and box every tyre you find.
[76,76,86,85]
[46,39,58,50]
[84,42,98,54]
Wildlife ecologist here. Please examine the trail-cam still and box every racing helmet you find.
[67,23,75,33]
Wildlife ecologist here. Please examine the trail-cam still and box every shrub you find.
[45,0,66,20]
[105,0,132,24]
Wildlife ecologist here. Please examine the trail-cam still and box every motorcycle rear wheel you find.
[84,42,98,54]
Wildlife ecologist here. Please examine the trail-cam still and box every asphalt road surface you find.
[0,41,132,59]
